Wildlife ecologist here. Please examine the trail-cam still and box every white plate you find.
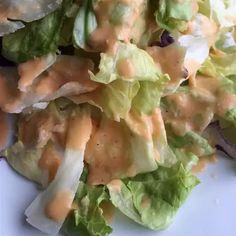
[1,154,236,236]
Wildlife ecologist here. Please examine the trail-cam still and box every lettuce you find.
[108,163,199,230]
[90,42,162,84]
[200,52,236,78]
[71,43,169,120]
[2,0,72,63]
[62,182,112,236]
[3,141,44,185]
[154,0,196,32]
[0,0,62,36]
[168,130,214,157]
[25,108,92,235]
[199,0,236,28]
[73,0,97,50]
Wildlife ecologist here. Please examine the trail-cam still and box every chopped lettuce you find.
[199,52,236,78]
[90,42,162,84]
[2,0,72,63]
[25,108,92,235]
[132,80,168,114]
[73,0,97,50]
[0,0,63,36]
[108,163,199,230]
[199,0,236,28]
[3,141,44,185]
[168,130,214,157]
[62,182,112,236]
[154,0,196,32]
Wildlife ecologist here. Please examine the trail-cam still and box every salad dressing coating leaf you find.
[25,108,93,235]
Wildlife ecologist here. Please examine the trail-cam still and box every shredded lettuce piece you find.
[62,182,112,236]
[25,108,92,235]
[0,0,63,36]
[2,0,72,63]
[154,0,196,32]
[108,163,199,230]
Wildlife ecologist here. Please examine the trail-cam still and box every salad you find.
[0,0,236,235]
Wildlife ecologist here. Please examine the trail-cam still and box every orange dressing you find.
[100,201,115,224]
[18,57,48,92]
[192,155,217,174]
[45,191,73,222]
[117,58,135,78]
[108,179,122,192]
[0,111,10,149]
[35,56,97,97]
[85,119,131,185]
[140,196,151,209]
[38,144,61,183]
[147,44,186,88]
[66,112,92,150]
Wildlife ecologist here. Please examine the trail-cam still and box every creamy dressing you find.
[186,14,218,46]
[19,111,58,148]
[140,196,151,209]
[163,75,236,136]
[0,111,10,150]
[0,72,19,110]
[18,57,48,92]
[192,155,217,173]
[85,119,131,185]
[89,0,144,53]
[35,56,96,96]
[100,201,115,224]
[147,44,186,90]
[38,144,61,184]
[107,179,122,192]
[125,108,164,141]
[66,112,92,150]
[117,58,135,78]
[45,191,73,222]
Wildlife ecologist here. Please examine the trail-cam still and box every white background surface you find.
[1,154,236,236]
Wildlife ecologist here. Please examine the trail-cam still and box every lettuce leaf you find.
[3,141,44,185]
[73,0,97,50]
[70,42,169,120]
[108,163,199,230]
[168,130,214,157]
[2,0,72,63]
[90,42,162,84]
[154,0,195,32]
[25,108,92,235]
[0,0,63,36]
[199,0,236,28]
[62,182,112,236]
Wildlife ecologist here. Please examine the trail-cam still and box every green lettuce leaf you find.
[2,0,72,63]
[73,0,97,50]
[0,0,63,36]
[25,107,92,235]
[62,182,112,236]
[199,52,236,78]
[108,163,199,230]
[168,130,214,157]
[171,148,199,171]
[199,0,236,28]
[132,79,168,114]
[3,141,44,185]
[223,108,236,126]
[215,27,236,53]
[154,0,195,32]
[90,42,162,84]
